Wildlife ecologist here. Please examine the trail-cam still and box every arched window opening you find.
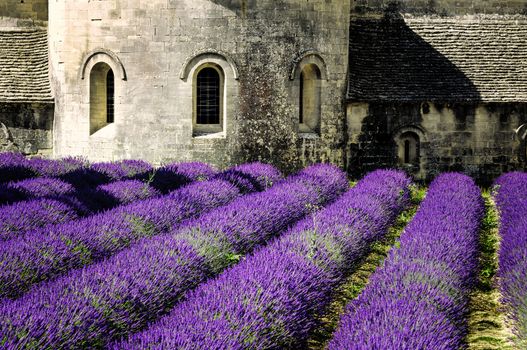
[106,70,114,123]
[90,62,114,134]
[194,64,224,135]
[197,67,220,124]
[398,131,420,165]
[299,64,321,134]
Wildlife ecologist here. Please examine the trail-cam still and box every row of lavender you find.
[114,169,412,349]
[0,164,348,348]
[0,162,282,299]
[0,152,155,186]
[494,172,527,344]
[0,163,216,241]
[0,155,219,238]
[328,173,484,349]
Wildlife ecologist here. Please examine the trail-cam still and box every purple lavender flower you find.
[0,152,34,183]
[92,180,161,208]
[150,162,218,193]
[328,173,483,349]
[90,159,154,182]
[114,169,410,349]
[0,164,346,349]
[0,164,281,300]
[494,172,527,342]
[28,156,87,177]
[0,198,79,241]
[8,177,76,199]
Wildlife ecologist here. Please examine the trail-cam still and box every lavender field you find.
[0,152,525,349]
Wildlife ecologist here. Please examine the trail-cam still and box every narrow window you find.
[90,62,114,134]
[299,71,304,124]
[106,70,114,123]
[404,139,411,163]
[298,64,321,134]
[197,67,220,125]
[398,131,420,165]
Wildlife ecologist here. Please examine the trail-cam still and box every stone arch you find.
[291,51,327,134]
[80,48,126,81]
[79,49,125,136]
[393,125,427,169]
[181,52,238,137]
[179,50,239,81]
[516,124,527,141]
[289,50,328,81]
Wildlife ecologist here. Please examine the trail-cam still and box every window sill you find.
[298,132,320,140]
[193,131,226,139]
[90,123,116,139]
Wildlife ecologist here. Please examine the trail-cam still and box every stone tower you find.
[48,0,351,170]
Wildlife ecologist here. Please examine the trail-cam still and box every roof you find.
[347,15,527,102]
[0,28,53,103]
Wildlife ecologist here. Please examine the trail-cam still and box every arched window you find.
[197,67,220,125]
[90,62,114,134]
[194,64,224,135]
[398,131,420,165]
[299,64,321,134]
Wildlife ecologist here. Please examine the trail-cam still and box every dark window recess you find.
[299,71,304,124]
[106,70,114,123]
[404,139,411,163]
[197,68,220,124]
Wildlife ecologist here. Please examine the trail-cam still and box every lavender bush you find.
[89,180,161,209]
[0,152,35,183]
[150,161,218,193]
[0,177,77,206]
[114,169,410,349]
[327,173,484,349]
[0,164,346,349]
[28,156,86,177]
[90,159,154,182]
[7,177,76,198]
[494,172,527,343]
[0,198,79,241]
[0,163,280,300]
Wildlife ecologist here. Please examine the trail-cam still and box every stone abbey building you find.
[0,0,526,183]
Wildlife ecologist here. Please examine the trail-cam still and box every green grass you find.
[464,190,516,350]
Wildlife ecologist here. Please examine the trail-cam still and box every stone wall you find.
[0,0,48,22]
[0,103,54,155]
[49,0,350,171]
[352,0,527,15]
[347,102,527,185]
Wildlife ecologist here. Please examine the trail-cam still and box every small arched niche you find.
[90,62,115,135]
[399,131,420,165]
[299,64,321,134]
[393,126,427,171]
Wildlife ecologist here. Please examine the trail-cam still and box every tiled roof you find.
[347,15,527,102]
[0,28,52,103]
